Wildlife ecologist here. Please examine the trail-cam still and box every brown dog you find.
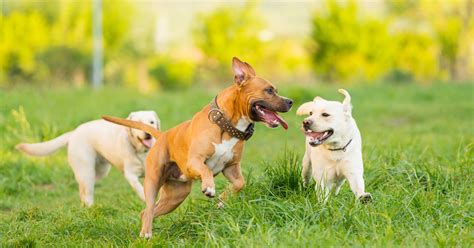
[103,57,293,238]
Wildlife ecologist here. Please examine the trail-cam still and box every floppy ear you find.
[127,113,135,120]
[125,113,135,137]
[232,57,256,86]
[296,102,314,116]
[338,89,352,115]
[153,112,161,130]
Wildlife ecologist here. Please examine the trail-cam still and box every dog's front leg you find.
[345,170,372,203]
[187,157,216,198]
[218,163,245,208]
[124,162,145,201]
[313,169,333,203]
[302,145,312,187]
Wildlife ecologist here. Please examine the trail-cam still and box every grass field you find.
[0,83,473,247]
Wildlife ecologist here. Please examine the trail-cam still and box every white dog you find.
[296,89,372,203]
[16,111,160,206]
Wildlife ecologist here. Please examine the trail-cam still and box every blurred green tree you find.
[0,0,137,86]
[192,2,265,83]
[386,0,474,81]
[310,0,392,83]
[0,11,50,84]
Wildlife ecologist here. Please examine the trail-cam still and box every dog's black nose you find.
[145,133,152,140]
[303,119,312,129]
[286,98,293,107]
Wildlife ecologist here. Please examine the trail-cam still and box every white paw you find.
[358,193,373,204]
[140,231,152,239]
[202,187,215,198]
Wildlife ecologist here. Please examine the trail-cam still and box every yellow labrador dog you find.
[297,89,372,203]
[16,111,160,206]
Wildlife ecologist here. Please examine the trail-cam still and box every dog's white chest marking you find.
[206,118,249,175]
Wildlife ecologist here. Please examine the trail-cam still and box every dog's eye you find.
[265,87,274,95]
[150,121,154,124]
[309,111,313,115]
[322,113,330,117]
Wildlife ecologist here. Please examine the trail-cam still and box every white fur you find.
[17,111,160,206]
[298,89,371,202]
[206,118,250,175]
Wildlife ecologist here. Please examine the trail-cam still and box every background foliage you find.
[1,0,472,89]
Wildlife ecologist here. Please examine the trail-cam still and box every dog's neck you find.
[323,122,355,152]
[216,85,252,127]
[126,129,148,154]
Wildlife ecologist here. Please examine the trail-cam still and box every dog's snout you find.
[145,133,152,140]
[303,119,312,129]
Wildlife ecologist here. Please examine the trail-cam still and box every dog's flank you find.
[16,132,71,156]
[103,115,161,138]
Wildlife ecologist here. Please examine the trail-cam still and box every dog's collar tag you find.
[328,139,352,152]
[208,96,254,141]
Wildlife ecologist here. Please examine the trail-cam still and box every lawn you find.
[0,83,473,247]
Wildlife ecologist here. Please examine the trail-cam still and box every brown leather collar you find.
[208,96,254,141]
[328,139,352,152]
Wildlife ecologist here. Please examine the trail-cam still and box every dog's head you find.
[231,57,293,129]
[296,89,352,147]
[126,111,160,151]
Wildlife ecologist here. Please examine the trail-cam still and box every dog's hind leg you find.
[140,145,168,239]
[333,179,345,196]
[68,143,97,207]
[153,180,192,217]
[95,161,111,182]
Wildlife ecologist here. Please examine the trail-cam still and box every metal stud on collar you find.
[208,96,254,141]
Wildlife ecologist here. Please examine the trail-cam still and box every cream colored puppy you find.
[16,111,160,206]
[296,89,372,203]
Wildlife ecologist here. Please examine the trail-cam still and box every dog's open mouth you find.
[138,134,154,149]
[252,103,288,129]
[304,129,333,146]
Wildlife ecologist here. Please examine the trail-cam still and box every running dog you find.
[103,57,293,238]
[296,89,372,203]
[17,111,160,206]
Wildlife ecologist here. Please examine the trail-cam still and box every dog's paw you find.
[140,231,152,239]
[358,193,373,204]
[202,187,215,198]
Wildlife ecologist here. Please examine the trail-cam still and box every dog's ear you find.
[127,113,136,120]
[296,102,314,116]
[338,89,352,115]
[314,96,326,101]
[232,57,256,86]
[153,112,161,130]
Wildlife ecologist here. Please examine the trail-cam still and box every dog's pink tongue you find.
[260,107,288,130]
[142,138,153,148]
[274,113,288,130]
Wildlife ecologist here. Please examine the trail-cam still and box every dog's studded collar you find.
[328,139,352,152]
[208,96,255,141]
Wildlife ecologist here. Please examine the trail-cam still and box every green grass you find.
[0,83,473,247]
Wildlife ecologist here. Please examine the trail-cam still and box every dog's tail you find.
[16,132,72,156]
[102,115,161,139]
